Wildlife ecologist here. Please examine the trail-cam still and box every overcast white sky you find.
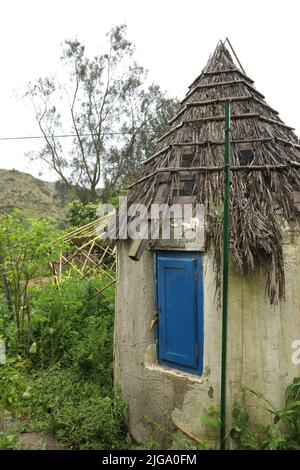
[1,0,300,181]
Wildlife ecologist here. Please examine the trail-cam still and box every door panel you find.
[156,251,203,375]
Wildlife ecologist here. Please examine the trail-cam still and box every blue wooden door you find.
[156,251,203,375]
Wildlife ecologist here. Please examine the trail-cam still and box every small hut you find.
[114,41,300,447]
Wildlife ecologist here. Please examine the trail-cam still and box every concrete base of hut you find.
[114,229,300,448]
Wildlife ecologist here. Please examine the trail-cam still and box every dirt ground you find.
[1,414,63,450]
[18,432,62,450]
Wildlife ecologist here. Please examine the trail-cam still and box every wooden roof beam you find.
[186,114,294,129]
[172,137,300,147]
[181,79,265,103]
[159,114,294,143]
[142,145,172,165]
[129,161,300,188]
[188,68,255,89]
[169,96,279,126]
[185,112,260,124]
[142,137,300,167]
[172,138,275,146]
[158,163,300,172]
[185,96,278,114]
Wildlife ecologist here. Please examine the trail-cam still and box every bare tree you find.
[26,25,178,202]
[103,84,179,197]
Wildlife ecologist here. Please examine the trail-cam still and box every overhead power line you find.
[0,131,133,142]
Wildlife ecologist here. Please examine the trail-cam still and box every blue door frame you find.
[156,251,203,375]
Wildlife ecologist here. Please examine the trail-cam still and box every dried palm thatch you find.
[125,40,300,304]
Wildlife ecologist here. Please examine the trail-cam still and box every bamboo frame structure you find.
[49,213,116,293]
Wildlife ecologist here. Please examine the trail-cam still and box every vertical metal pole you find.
[220,101,231,450]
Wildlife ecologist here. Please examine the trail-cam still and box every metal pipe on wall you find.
[220,101,231,450]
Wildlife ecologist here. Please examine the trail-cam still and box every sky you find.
[1,0,300,182]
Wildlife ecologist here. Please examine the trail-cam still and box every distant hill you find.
[0,169,67,220]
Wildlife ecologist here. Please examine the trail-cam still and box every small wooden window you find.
[180,153,194,168]
[238,144,254,166]
[179,147,195,168]
[173,179,195,196]
[173,150,196,198]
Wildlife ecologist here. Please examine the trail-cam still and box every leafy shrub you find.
[0,269,127,450]
[0,210,65,343]
[24,276,114,370]
[72,315,113,387]
[202,406,222,430]
[66,200,98,228]
[0,356,28,415]
[231,378,300,450]
[0,294,11,334]
[145,378,300,451]
[24,366,128,449]
[0,431,22,450]
[144,415,211,450]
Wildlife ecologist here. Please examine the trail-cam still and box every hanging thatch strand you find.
[124,41,300,304]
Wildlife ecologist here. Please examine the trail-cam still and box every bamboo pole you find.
[225,37,246,74]
[80,239,95,274]
[173,420,205,446]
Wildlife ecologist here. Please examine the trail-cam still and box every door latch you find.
[149,305,159,332]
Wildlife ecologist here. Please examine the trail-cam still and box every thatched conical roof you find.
[126,40,300,303]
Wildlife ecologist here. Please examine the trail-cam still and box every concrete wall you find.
[114,233,300,448]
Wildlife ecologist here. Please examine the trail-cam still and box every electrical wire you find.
[0,131,133,142]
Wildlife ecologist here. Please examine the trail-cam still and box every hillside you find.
[0,169,67,220]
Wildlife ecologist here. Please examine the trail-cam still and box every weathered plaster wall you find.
[114,234,300,447]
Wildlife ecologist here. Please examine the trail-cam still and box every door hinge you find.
[196,342,199,359]
[195,271,198,281]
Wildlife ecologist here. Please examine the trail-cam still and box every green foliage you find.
[0,272,129,450]
[66,200,98,228]
[24,367,128,450]
[0,431,22,450]
[22,277,114,375]
[54,180,94,206]
[211,205,224,224]
[143,380,300,451]
[0,356,28,415]
[202,406,222,430]
[0,210,65,340]
[230,403,260,450]
[72,314,113,385]
[282,377,300,429]
[230,378,300,450]
[102,189,127,208]
[0,294,11,332]
[0,211,63,281]
[144,416,210,450]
